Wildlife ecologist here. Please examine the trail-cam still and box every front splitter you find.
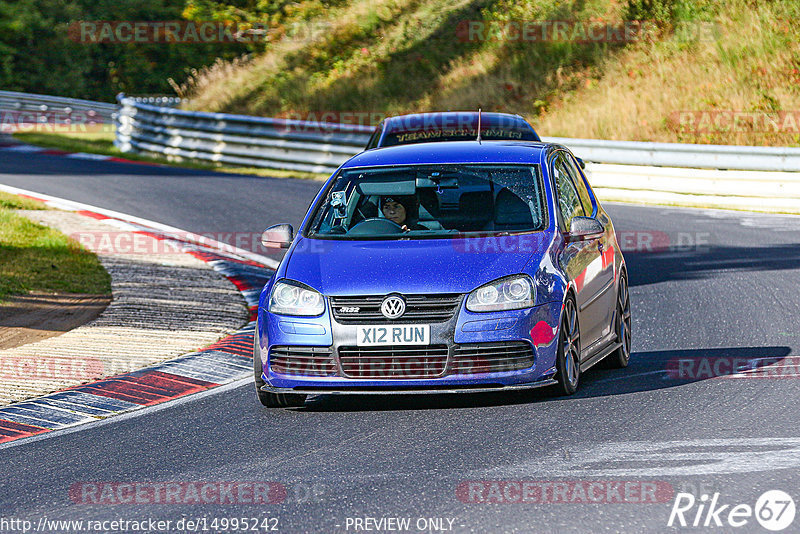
[261,378,558,395]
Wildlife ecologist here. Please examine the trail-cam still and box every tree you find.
[0,0,246,101]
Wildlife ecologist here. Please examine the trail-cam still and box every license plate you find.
[355,324,430,346]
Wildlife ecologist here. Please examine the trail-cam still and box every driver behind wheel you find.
[380,196,426,231]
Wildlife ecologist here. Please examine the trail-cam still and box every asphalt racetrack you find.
[2,150,800,533]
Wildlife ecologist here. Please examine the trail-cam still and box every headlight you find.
[269,280,325,316]
[466,275,535,312]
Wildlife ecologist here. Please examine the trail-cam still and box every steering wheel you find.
[348,218,405,235]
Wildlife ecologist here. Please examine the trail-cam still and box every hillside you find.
[180,0,800,146]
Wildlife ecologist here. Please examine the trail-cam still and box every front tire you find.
[605,273,631,369]
[253,328,307,408]
[555,295,581,395]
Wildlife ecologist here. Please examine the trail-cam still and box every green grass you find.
[12,131,329,181]
[13,131,118,155]
[178,0,800,147]
[0,191,48,211]
[0,198,111,301]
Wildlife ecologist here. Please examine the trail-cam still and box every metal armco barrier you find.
[543,136,800,173]
[115,94,800,173]
[0,90,117,125]
[114,95,800,211]
[586,163,800,214]
[115,95,373,174]
[2,90,798,211]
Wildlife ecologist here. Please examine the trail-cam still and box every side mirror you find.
[261,224,294,249]
[576,157,586,170]
[567,216,603,242]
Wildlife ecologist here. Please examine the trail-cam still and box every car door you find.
[551,152,605,352]
[563,151,616,343]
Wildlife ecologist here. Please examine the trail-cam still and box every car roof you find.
[342,140,555,168]
[382,111,532,131]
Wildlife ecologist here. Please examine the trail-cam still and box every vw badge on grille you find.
[380,295,406,319]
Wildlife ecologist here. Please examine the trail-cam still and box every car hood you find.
[284,235,549,295]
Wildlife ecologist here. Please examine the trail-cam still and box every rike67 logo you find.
[668,490,796,531]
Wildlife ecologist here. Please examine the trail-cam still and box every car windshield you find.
[306,164,545,240]
[380,127,538,147]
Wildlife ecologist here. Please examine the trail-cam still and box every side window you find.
[562,152,595,216]
[553,155,584,230]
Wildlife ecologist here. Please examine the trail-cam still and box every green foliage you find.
[0,0,361,100]
[0,0,246,101]
[183,0,349,24]
[624,0,677,24]
[623,0,717,24]
[186,0,628,116]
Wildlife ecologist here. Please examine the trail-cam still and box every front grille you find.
[451,342,535,374]
[330,294,462,324]
[270,346,337,377]
[338,345,448,379]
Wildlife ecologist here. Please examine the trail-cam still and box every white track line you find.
[0,377,252,450]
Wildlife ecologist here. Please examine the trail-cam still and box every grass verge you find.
[0,191,48,211]
[11,131,330,181]
[0,193,111,301]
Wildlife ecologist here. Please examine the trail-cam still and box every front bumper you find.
[256,300,562,392]
[259,378,558,395]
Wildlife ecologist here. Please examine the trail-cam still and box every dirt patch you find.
[0,293,110,350]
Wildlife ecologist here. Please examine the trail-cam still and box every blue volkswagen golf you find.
[255,141,631,407]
